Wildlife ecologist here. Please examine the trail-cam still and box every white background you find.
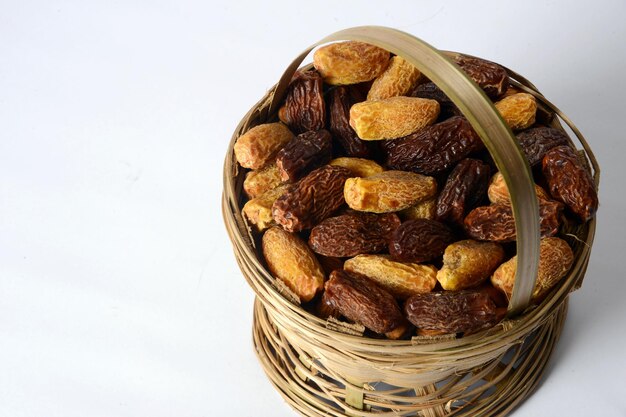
[1,1,625,416]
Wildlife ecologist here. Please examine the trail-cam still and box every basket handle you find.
[269,26,540,316]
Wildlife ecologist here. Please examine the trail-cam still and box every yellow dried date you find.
[487,172,550,205]
[313,41,390,85]
[494,93,537,131]
[262,227,325,302]
[437,240,505,291]
[344,254,437,299]
[349,96,440,140]
[400,198,437,221]
[329,157,384,177]
[242,184,290,231]
[491,237,574,302]
[344,170,437,213]
[367,56,421,100]
[243,163,283,199]
[234,123,294,169]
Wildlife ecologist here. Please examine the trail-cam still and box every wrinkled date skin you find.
[464,201,563,242]
[276,129,332,182]
[309,212,401,257]
[272,165,352,232]
[389,219,455,262]
[279,70,326,133]
[382,116,484,175]
[542,145,598,222]
[324,269,404,334]
[454,55,509,99]
[436,158,491,226]
[329,86,372,158]
[404,290,498,334]
[411,82,462,119]
[516,127,570,166]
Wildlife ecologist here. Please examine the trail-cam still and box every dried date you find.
[516,127,570,167]
[542,145,598,222]
[464,201,563,242]
[389,219,455,263]
[324,269,404,334]
[491,237,574,302]
[436,158,490,226]
[344,170,437,213]
[276,130,332,182]
[382,116,484,175]
[454,55,509,99]
[411,82,462,119]
[309,212,401,257]
[329,86,372,158]
[272,165,352,232]
[405,290,498,334]
[279,69,326,133]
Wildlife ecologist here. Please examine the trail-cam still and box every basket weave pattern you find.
[222,27,598,417]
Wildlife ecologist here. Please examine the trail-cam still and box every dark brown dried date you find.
[280,69,326,133]
[404,290,498,334]
[436,158,491,226]
[276,130,332,182]
[454,55,509,99]
[324,269,404,334]
[516,127,570,166]
[411,82,462,119]
[329,86,372,158]
[309,212,401,257]
[389,219,455,262]
[542,145,598,222]
[272,165,352,232]
[382,116,484,175]
[464,201,563,242]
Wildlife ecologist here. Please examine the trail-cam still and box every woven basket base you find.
[252,297,568,417]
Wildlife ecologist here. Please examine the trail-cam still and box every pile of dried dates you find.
[234,41,598,339]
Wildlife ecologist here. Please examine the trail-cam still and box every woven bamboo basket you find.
[222,27,599,417]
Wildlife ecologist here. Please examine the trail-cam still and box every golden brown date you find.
[542,145,598,222]
[436,239,504,291]
[404,290,498,334]
[344,170,437,213]
[382,116,484,175]
[234,123,294,170]
[494,93,537,131]
[275,130,332,182]
[344,254,438,299]
[313,41,390,85]
[491,237,574,302]
[487,172,550,205]
[400,198,437,221]
[349,96,440,140]
[308,212,401,257]
[367,56,421,100]
[329,157,383,177]
[242,184,291,231]
[262,227,325,302]
[272,165,352,232]
[243,163,283,199]
[324,269,404,334]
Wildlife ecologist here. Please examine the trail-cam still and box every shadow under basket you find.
[222,27,598,417]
